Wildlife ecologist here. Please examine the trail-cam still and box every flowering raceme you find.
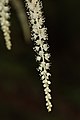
[0,0,52,112]
[0,0,11,50]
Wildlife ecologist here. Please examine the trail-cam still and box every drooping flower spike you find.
[25,0,52,112]
[0,0,11,50]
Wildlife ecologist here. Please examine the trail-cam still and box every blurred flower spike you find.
[0,0,11,50]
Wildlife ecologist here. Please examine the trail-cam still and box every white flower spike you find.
[0,0,11,50]
[25,0,52,112]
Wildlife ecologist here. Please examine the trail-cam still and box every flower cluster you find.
[0,0,11,50]
[25,0,52,112]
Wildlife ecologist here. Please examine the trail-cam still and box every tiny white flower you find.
[47,72,51,77]
[45,53,51,61]
[38,66,42,71]
[45,63,50,69]
[40,70,47,75]
[46,73,51,79]
[33,46,40,51]
[32,11,39,19]
[41,75,45,80]
[36,56,41,61]
[36,39,42,45]
[40,61,45,68]
[47,81,51,85]
[43,83,48,88]
[44,87,51,93]
[39,50,44,56]
[43,44,49,51]
[42,79,48,84]
[4,6,9,11]
[45,93,51,100]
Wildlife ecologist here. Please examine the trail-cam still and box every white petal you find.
[38,66,42,71]
[33,46,39,51]
[43,79,47,83]
[47,73,51,77]
[39,50,44,56]
[41,75,45,80]
[47,81,51,85]
[36,56,41,61]
[43,83,47,87]
[43,44,49,51]
[36,40,42,45]
[45,53,50,61]
[45,63,50,69]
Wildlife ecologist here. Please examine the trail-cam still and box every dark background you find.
[0,0,80,120]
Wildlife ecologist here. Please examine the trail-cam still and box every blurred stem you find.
[11,0,31,43]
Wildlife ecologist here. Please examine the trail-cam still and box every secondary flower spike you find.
[25,0,52,112]
[0,0,12,50]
